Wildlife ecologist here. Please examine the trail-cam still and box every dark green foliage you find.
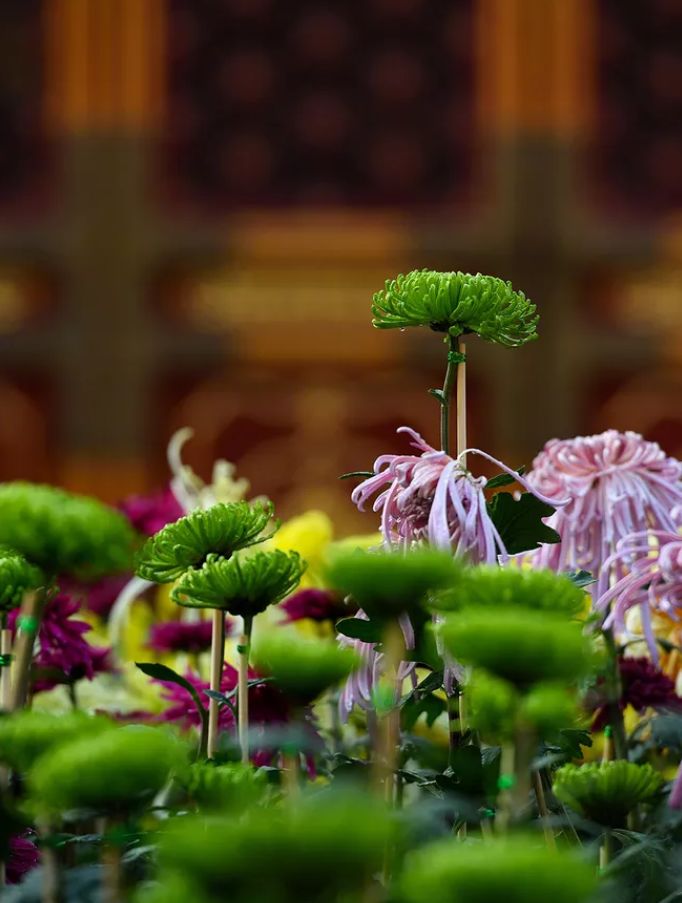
[0,547,44,612]
[486,492,560,555]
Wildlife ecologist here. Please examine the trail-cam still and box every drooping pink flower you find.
[281,588,352,623]
[595,530,682,661]
[10,594,115,692]
[148,620,219,655]
[118,487,184,537]
[351,426,559,561]
[523,431,682,580]
[7,833,40,884]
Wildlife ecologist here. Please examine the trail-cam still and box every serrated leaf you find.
[428,388,446,403]
[136,661,208,758]
[487,491,560,555]
[651,715,682,750]
[335,617,382,644]
[486,466,526,490]
[566,570,596,588]
[401,694,446,731]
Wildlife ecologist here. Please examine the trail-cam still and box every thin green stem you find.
[439,336,460,455]
[603,627,628,760]
[238,615,254,765]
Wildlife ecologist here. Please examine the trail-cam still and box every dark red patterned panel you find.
[163,0,475,210]
[592,0,682,218]
[0,1,49,212]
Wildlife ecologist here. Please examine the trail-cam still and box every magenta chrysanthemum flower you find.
[7,833,40,884]
[58,573,131,619]
[590,656,681,730]
[148,620,219,655]
[281,589,352,623]
[351,426,558,561]
[595,531,682,660]
[10,594,115,692]
[118,487,184,537]
[524,430,682,579]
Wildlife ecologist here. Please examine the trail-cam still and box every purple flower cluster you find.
[118,487,184,537]
[148,620,218,655]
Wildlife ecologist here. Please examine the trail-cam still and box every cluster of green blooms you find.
[397,836,598,903]
[371,269,539,346]
[437,568,593,741]
[251,628,359,704]
[176,761,268,813]
[0,710,112,771]
[554,761,664,826]
[325,547,461,620]
[0,546,44,612]
[144,794,395,903]
[0,482,136,579]
[29,725,185,817]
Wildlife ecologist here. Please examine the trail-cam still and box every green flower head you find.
[251,628,359,704]
[468,670,519,741]
[0,547,44,613]
[553,761,664,826]
[0,710,112,771]
[177,761,267,813]
[397,836,598,903]
[518,682,581,737]
[372,270,538,345]
[29,725,186,817]
[439,608,593,687]
[171,550,305,618]
[159,794,394,903]
[136,501,277,583]
[0,482,136,579]
[430,566,586,619]
[325,548,461,620]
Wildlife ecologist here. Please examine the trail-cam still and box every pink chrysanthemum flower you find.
[118,487,184,537]
[7,833,40,884]
[595,531,682,661]
[524,430,682,579]
[352,426,558,560]
[10,594,115,692]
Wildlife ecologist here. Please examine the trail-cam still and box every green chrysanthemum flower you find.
[0,547,44,613]
[553,761,664,826]
[134,874,211,903]
[251,629,359,704]
[178,761,267,813]
[29,725,185,816]
[397,836,597,903]
[372,270,538,345]
[439,608,593,687]
[171,550,305,618]
[325,548,461,620]
[0,710,112,771]
[430,566,586,619]
[136,501,277,583]
[518,683,580,737]
[0,482,136,579]
[158,795,393,903]
[468,670,519,741]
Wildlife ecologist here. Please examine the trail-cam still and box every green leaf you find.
[487,492,560,555]
[566,570,596,589]
[485,467,526,491]
[651,715,682,750]
[448,746,485,797]
[401,694,446,731]
[335,617,382,644]
[338,471,375,481]
[428,388,446,404]
[136,662,208,758]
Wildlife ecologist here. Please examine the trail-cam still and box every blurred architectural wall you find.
[0,0,680,530]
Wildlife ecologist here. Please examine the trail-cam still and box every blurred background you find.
[0,0,680,531]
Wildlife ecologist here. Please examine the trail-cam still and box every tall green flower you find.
[553,761,664,826]
[0,710,112,771]
[251,628,359,704]
[0,482,136,579]
[430,566,586,619]
[372,270,538,345]
[29,725,185,817]
[136,501,276,583]
[439,608,593,687]
[177,762,267,813]
[0,547,44,612]
[397,836,597,903]
[325,547,460,620]
[171,550,305,619]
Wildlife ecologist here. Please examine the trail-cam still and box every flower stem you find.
[439,337,459,455]
[0,613,12,712]
[207,608,226,758]
[10,589,46,711]
[238,615,253,765]
[603,627,628,760]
